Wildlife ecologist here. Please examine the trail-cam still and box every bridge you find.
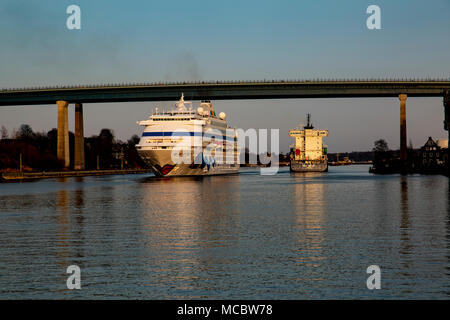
[1,80,449,105]
[1,79,449,172]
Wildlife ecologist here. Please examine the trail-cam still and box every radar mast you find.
[304,113,314,129]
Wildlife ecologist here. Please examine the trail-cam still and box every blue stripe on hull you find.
[142,131,235,141]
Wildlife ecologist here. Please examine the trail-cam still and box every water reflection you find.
[73,185,85,258]
[54,180,88,295]
[139,175,241,296]
[446,179,450,295]
[2,167,450,299]
[56,189,70,267]
[400,177,411,255]
[140,176,240,248]
[291,172,327,269]
[373,177,391,236]
[398,176,413,284]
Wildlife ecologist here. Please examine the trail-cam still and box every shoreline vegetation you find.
[0,124,146,175]
[2,125,447,180]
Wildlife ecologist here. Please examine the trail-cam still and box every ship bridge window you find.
[153,118,193,121]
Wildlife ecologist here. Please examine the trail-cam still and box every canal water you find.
[1,165,449,299]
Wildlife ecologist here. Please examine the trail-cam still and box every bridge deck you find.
[1,80,449,106]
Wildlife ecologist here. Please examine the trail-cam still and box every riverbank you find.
[329,161,372,166]
[1,169,153,181]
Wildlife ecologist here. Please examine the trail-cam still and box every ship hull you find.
[138,149,239,177]
[290,160,328,172]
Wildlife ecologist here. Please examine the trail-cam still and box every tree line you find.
[0,125,145,172]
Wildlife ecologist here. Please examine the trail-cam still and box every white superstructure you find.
[289,114,328,172]
[136,94,239,176]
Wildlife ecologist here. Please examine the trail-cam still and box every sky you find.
[0,0,449,153]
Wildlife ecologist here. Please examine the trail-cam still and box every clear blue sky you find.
[1,0,449,152]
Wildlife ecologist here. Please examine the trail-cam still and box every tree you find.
[97,128,115,168]
[17,124,34,140]
[1,126,7,139]
[127,134,140,146]
[408,139,414,150]
[99,128,114,142]
[373,139,389,153]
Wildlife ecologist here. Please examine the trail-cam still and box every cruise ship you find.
[136,94,239,176]
[289,114,329,172]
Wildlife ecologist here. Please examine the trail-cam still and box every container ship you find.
[289,114,329,172]
[136,94,239,176]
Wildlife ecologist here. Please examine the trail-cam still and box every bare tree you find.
[373,139,389,153]
[408,139,414,150]
[0,126,7,139]
[17,124,34,140]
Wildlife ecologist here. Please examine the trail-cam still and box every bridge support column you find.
[444,91,450,131]
[74,103,85,170]
[444,91,450,175]
[399,94,408,173]
[57,100,70,168]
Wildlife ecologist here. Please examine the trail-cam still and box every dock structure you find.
[1,80,450,170]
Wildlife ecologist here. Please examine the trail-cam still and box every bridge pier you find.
[399,94,408,173]
[74,103,85,170]
[444,91,450,175]
[57,100,70,168]
[444,91,450,131]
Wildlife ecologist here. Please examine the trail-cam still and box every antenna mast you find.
[304,113,314,129]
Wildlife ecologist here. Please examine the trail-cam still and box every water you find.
[1,165,450,299]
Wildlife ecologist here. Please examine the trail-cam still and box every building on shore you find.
[371,137,448,175]
[418,137,448,173]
